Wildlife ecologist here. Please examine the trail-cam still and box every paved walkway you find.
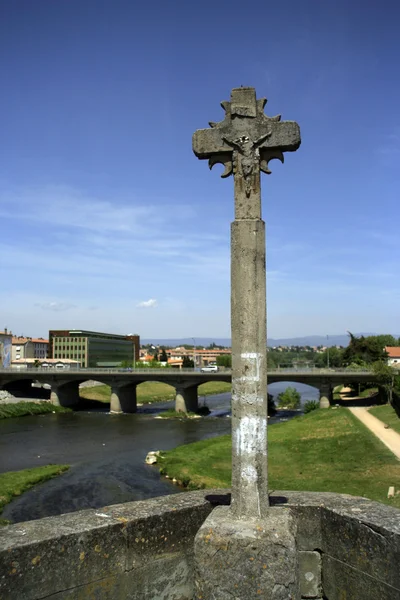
[349,407,400,460]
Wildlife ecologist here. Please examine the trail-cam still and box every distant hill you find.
[142,338,232,347]
[142,333,399,348]
[268,335,350,347]
[268,333,399,347]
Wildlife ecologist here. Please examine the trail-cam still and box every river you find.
[0,383,318,523]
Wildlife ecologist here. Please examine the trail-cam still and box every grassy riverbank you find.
[0,465,70,525]
[80,381,231,405]
[0,402,71,420]
[369,404,400,434]
[158,408,400,508]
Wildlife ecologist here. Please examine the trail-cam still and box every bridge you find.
[0,368,378,412]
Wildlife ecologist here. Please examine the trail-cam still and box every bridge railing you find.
[0,367,374,375]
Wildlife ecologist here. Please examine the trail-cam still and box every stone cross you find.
[193,87,300,519]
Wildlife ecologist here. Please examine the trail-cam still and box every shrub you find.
[304,400,319,414]
[277,387,301,409]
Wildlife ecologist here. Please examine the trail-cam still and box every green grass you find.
[80,381,231,405]
[0,465,70,524]
[369,404,400,434]
[359,387,379,398]
[333,385,343,400]
[158,408,400,509]
[158,409,199,419]
[0,402,71,419]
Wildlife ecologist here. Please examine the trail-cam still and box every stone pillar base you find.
[319,383,332,409]
[175,386,198,413]
[110,385,137,413]
[50,383,80,407]
[319,396,330,409]
[194,506,299,599]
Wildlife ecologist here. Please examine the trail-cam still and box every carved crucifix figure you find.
[222,132,271,198]
[193,88,300,520]
[194,87,300,220]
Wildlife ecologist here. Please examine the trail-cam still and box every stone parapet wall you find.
[0,490,218,600]
[0,490,399,599]
[282,491,400,599]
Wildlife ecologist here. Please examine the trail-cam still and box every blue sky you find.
[0,0,399,339]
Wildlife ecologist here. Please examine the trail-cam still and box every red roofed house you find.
[385,347,400,368]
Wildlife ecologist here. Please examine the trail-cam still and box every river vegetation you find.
[80,381,231,405]
[277,386,301,409]
[0,465,70,525]
[0,402,71,420]
[158,408,400,509]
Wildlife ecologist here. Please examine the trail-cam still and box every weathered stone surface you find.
[194,506,299,599]
[322,554,400,600]
[1,490,400,599]
[320,504,400,590]
[0,509,126,600]
[45,554,193,599]
[289,505,323,551]
[193,87,300,524]
[175,385,198,413]
[230,218,268,518]
[0,490,218,600]
[298,551,321,598]
[110,383,137,413]
[319,381,331,408]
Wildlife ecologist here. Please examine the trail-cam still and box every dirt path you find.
[348,407,400,460]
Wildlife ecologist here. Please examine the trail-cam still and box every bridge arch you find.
[133,379,200,413]
[268,381,320,405]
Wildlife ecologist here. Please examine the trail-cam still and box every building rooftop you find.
[12,336,48,344]
[12,358,78,364]
[385,346,400,358]
[50,329,138,340]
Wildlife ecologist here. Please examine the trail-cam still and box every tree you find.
[370,361,398,406]
[343,332,390,365]
[160,348,168,362]
[314,347,344,368]
[152,353,159,362]
[182,356,194,368]
[277,387,301,409]
[216,354,232,368]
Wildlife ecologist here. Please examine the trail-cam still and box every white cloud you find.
[136,299,158,309]
[35,301,76,312]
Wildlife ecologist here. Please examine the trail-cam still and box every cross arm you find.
[192,120,301,160]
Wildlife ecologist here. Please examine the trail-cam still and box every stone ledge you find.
[322,554,400,600]
[0,490,220,600]
[1,490,399,600]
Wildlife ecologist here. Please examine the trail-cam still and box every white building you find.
[385,346,400,368]
[11,358,80,370]
[12,336,48,360]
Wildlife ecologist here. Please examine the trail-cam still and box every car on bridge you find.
[201,365,218,372]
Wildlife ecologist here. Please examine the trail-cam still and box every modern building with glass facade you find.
[48,330,140,368]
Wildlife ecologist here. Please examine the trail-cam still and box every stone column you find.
[110,384,137,414]
[50,381,80,407]
[319,381,332,408]
[231,218,268,517]
[175,385,198,413]
[192,87,301,600]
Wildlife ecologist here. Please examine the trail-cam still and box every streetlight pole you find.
[192,338,196,370]
[327,335,330,369]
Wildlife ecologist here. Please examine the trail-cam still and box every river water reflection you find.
[0,383,318,523]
